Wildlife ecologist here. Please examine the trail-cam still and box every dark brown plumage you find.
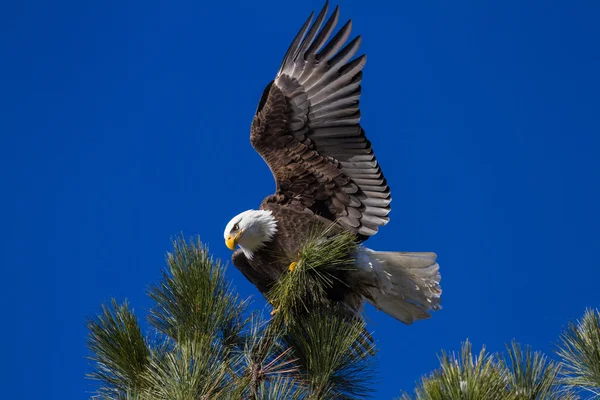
[226,2,441,324]
[249,2,390,240]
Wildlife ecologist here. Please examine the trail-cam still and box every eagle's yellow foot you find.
[288,261,298,272]
[270,308,279,316]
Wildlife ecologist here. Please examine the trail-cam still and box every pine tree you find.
[87,236,600,399]
[557,309,600,398]
[87,235,375,399]
[399,341,564,400]
[400,310,600,399]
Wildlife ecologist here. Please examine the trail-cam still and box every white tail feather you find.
[358,249,442,324]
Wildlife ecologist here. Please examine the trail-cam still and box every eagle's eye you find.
[233,223,240,231]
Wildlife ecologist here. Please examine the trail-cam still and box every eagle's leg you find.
[288,261,298,272]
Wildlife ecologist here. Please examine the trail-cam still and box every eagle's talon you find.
[288,261,297,272]
[270,308,279,316]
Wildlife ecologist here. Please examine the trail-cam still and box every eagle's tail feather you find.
[360,249,442,324]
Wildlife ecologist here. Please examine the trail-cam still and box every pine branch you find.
[400,339,579,400]
[254,375,307,400]
[147,236,248,346]
[87,234,379,399]
[499,340,563,399]
[557,308,600,397]
[284,311,376,399]
[234,313,302,399]
[139,333,239,399]
[401,340,513,400]
[88,236,600,399]
[266,224,361,326]
[86,299,151,398]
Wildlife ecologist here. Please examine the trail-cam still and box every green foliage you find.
[557,308,600,397]
[86,300,150,398]
[500,340,562,399]
[263,225,377,397]
[147,237,247,345]
[234,314,300,399]
[266,224,359,325]
[87,235,600,399]
[140,335,236,399]
[401,341,512,400]
[87,235,375,399]
[284,312,376,399]
[400,340,575,400]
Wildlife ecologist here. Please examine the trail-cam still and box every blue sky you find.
[1,0,599,398]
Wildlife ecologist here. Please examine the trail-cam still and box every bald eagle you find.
[223,2,441,324]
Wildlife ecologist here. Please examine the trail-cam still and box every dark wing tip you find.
[279,2,343,73]
[278,10,315,72]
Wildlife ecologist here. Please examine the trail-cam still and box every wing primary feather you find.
[294,1,329,63]
[316,19,353,63]
[339,54,367,76]
[297,6,342,86]
[326,36,362,75]
[306,5,340,57]
[279,11,315,74]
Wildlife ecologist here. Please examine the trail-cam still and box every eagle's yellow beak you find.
[225,230,243,250]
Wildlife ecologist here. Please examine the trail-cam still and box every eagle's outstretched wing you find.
[250,1,391,238]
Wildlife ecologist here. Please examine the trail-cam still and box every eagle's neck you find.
[240,210,278,260]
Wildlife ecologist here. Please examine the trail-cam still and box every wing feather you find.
[250,3,391,238]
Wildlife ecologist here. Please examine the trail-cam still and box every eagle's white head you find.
[224,209,278,259]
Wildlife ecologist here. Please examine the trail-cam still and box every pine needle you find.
[401,340,513,400]
[557,308,600,397]
[284,311,377,399]
[266,224,360,326]
[87,235,600,399]
[86,299,151,397]
[87,236,330,399]
[147,236,248,345]
[500,340,562,399]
